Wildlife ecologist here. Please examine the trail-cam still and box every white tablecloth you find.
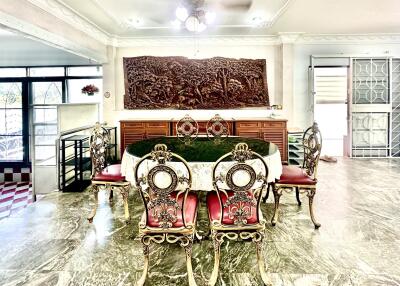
[121,148,282,191]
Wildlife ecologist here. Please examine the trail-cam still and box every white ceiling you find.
[0,28,91,66]
[57,0,400,37]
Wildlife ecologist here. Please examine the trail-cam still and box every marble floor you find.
[0,158,400,286]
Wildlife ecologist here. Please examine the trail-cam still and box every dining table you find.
[121,136,283,190]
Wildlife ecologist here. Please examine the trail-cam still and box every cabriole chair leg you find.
[87,184,99,223]
[271,186,282,226]
[295,187,301,206]
[120,185,130,224]
[307,189,321,229]
[254,234,271,286]
[262,184,271,203]
[208,233,222,286]
[136,241,150,286]
[183,240,197,286]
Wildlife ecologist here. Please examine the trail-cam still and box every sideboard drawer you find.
[121,121,145,128]
[262,121,285,128]
[146,122,169,128]
[236,121,262,129]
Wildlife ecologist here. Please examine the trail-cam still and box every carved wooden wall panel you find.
[123,56,269,109]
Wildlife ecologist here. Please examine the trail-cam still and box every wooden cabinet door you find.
[262,130,287,161]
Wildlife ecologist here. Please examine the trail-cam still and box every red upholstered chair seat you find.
[206,191,259,225]
[277,165,316,185]
[145,192,198,228]
[93,164,125,182]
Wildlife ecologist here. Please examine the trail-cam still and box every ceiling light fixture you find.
[174,7,214,33]
[204,11,216,24]
[128,18,143,28]
[176,7,189,22]
[250,16,266,27]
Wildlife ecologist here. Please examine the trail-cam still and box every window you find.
[0,65,102,165]
[67,66,102,77]
[0,82,24,161]
[29,67,65,77]
[0,68,26,78]
[32,82,63,104]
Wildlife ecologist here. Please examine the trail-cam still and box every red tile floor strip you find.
[0,182,33,219]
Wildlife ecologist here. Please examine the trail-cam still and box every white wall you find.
[102,43,280,128]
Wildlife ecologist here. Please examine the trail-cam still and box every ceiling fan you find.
[182,0,253,12]
[174,0,253,32]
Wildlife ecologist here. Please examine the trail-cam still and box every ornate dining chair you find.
[206,114,229,144]
[176,114,199,145]
[207,143,270,286]
[270,122,322,228]
[87,123,130,223]
[134,144,198,286]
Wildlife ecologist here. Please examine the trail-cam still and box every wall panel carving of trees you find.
[123,56,269,109]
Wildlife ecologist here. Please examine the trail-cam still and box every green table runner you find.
[126,137,278,162]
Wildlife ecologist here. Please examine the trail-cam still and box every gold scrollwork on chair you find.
[206,114,229,144]
[134,144,198,286]
[207,142,271,285]
[270,121,322,229]
[176,114,199,145]
[90,122,110,175]
[87,122,131,224]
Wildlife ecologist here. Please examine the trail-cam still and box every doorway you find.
[313,67,349,156]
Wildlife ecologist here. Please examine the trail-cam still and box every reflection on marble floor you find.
[0,158,400,286]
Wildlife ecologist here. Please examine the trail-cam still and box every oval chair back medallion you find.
[134,144,193,229]
[302,122,322,179]
[212,142,268,226]
[206,114,229,144]
[90,122,110,176]
[176,114,199,145]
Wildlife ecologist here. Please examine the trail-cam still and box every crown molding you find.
[298,33,400,44]
[278,32,303,44]
[0,10,107,62]
[115,35,281,47]
[27,0,111,44]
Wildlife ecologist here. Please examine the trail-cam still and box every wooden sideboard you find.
[120,119,287,161]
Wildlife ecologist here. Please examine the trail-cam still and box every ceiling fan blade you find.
[217,0,252,11]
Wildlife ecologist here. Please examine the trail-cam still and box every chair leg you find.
[295,187,301,206]
[109,189,114,202]
[307,189,321,229]
[208,232,222,286]
[136,241,150,286]
[262,183,271,203]
[120,185,130,224]
[271,185,282,226]
[254,234,271,286]
[87,184,99,223]
[183,239,197,286]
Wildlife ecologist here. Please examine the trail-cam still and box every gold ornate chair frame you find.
[206,114,230,144]
[271,122,322,228]
[176,114,199,145]
[208,143,270,286]
[134,144,198,286]
[87,123,130,223]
